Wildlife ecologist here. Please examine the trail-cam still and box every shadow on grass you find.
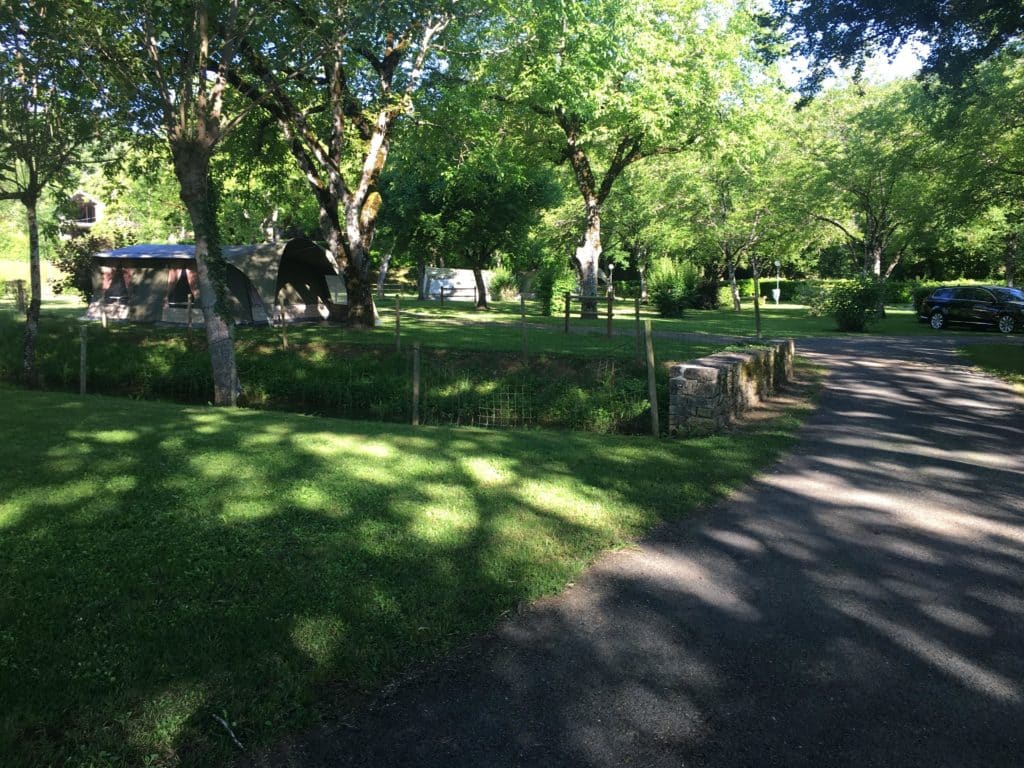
[239,338,1024,768]
[0,380,810,767]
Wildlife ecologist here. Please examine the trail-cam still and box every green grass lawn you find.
[960,343,1024,393]
[372,297,933,341]
[0,377,818,767]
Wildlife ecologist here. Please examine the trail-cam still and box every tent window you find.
[168,269,194,306]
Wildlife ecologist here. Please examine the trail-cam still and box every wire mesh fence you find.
[0,300,674,435]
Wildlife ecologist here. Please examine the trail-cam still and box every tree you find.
[67,0,256,405]
[797,82,941,301]
[937,44,1024,284]
[381,90,559,308]
[0,3,101,384]
[772,0,1024,97]
[227,1,470,326]
[679,87,811,311]
[495,0,755,316]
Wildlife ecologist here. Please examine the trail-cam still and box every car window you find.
[949,287,970,299]
[992,287,1024,302]
[964,288,995,302]
[932,288,952,299]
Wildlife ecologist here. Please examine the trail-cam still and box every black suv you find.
[920,285,1024,333]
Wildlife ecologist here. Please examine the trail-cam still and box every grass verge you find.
[0,367,819,767]
[960,343,1024,393]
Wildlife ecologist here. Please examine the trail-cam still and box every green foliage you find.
[488,266,519,302]
[51,223,136,302]
[534,261,578,316]
[648,257,698,318]
[809,277,884,331]
[688,278,721,310]
[791,280,831,307]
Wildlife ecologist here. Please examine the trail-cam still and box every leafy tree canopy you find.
[772,0,1024,97]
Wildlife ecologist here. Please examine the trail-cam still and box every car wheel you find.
[930,310,946,330]
[998,314,1016,334]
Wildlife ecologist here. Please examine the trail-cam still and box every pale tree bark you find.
[555,110,636,318]
[376,251,392,297]
[727,260,741,312]
[138,0,249,405]
[574,199,602,317]
[550,107,687,318]
[172,145,239,405]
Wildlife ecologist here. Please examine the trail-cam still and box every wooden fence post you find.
[606,291,614,337]
[412,342,421,426]
[186,293,193,333]
[520,295,528,363]
[16,280,26,313]
[395,294,401,352]
[79,325,87,396]
[644,319,659,437]
[564,292,571,334]
[635,296,642,360]
[279,307,288,350]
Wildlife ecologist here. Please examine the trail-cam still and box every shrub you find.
[648,257,697,318]
[791,279,832,306]
[688,278,721,310]
[809,277,884,332]
[612,280,640,299]
[488,266,519,302]
[52,222,135,302]
[534,261,578,316]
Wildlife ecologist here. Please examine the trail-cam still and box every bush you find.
[792,280,831,306]
[809,277,884,332]
[612,280,640,299]
[488,266,519,302]
[688,278,720,310]
[534,261,578,316]
[648,257,697,318]
[52,222,135,302]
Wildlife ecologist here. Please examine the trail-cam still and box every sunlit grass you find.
[0,375,818,767]
[960,343,1024,393]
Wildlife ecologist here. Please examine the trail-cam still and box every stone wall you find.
[668,340,795,438]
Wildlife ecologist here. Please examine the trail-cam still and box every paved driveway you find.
[249,335,1024,768]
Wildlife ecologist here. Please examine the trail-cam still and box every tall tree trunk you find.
[866,241,887,318]
[472,262,489,309]
[376,251,392,297]
[638,264,648,303]
[172,145,239,406]
[575,200,601,318]
[417,253,428,300]
[751,259,762,341]
[342,200,380,327]
[727,261,741,312]
[21,196,41,387]
[1005,231,1018,287]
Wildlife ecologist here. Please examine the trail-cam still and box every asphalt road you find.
[247,335,1024,768]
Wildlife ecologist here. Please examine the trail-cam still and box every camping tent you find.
[86,238,345,325]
